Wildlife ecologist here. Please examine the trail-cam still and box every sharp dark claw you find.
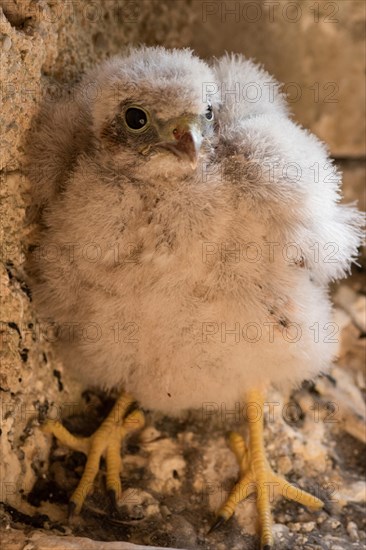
[123,400,139,420]
[68,500,77,519]
[208,515,227,534]
[108,488,118,510]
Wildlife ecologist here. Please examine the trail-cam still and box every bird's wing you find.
[212,54,363,284]
[25,82,94,221]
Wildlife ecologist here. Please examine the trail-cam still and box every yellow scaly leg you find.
[210,389,323,549]
[42,392,145,515]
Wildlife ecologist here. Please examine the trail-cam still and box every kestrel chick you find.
[27,47,363,549]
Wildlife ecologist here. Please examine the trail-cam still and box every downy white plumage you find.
[27,46,363,415]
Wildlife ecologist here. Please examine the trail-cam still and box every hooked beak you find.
[156,119,203,169]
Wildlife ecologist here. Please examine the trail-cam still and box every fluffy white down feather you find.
[27,47,363,415]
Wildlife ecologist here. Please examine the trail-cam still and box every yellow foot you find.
[210,390,323,550]
[42,392,145,516]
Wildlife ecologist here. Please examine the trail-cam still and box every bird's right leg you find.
[210,390,323,549]
[42,392,145,515]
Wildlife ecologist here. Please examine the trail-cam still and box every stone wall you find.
[191,0,365,159]
[1,1,365,549]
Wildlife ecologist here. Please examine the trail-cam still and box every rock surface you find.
[1,527,179,550]
[191,0,366,158]
[1,1,365,549]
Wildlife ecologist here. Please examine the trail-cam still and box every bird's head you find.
[85,47,218,179]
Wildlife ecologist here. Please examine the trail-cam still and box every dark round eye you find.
[125,107,149,131]
[205,104,214,121]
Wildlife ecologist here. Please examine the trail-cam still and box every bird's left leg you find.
[210,389,323,549]
[42,392,144,515]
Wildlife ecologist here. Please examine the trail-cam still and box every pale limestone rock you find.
[302,521,316,532]
[336,480,366,506]
[347,520,360,542]
[143,437,186,494]
[1,528,182,550]
[349,296,366,333]
[191,0,366,157]
[0,169,80,509]
[337,160,366,213]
